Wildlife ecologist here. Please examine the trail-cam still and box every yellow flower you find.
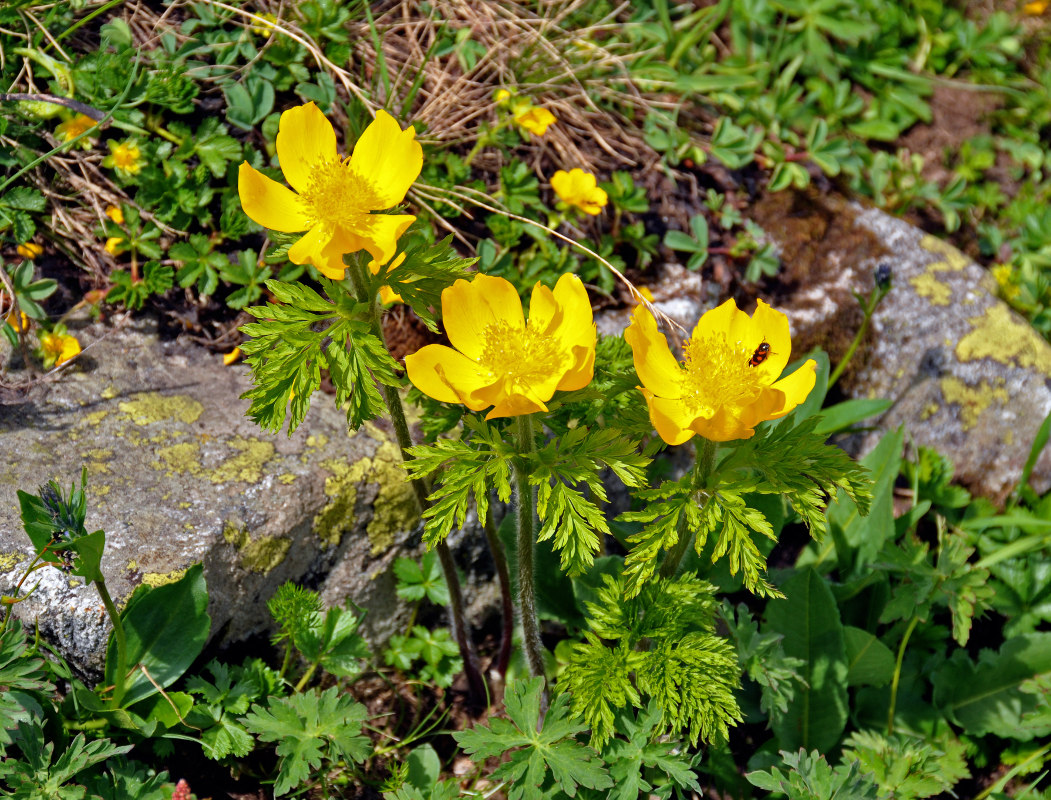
[636,286,655,303]
[17,242,43,260]
[625,299,816,444]
[39,331,81,368]
[494,89,512,105]
[104,237,125,256]
[223,347,242,366]
[105,205,124,224]
[106,140,143,176]
[992,263,1020,301]
[514,106,556,137]
[250,11,278,36]
[56,113,97,146]
[406,273,595,419]
[6,311,29,332]
[238,103,422,280]
[1024,0,1048,14]
[551,169,608,216]
[370,252,407,304]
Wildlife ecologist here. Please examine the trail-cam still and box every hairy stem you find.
[483,503,514,679]
[887,615,919,735]
[513,414,546,681]
[347,260,487,705]
[659,438,716,579]
[95,579,127,707]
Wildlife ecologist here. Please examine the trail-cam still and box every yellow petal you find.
[692,298,745,343]
[238,162,313,232]
[379,286,404,304]
[644,391,697,446]
[343,213,416,267]
[405,344,494,410]
[767,359,818,419]
[485,392,549,420]
[287,225,351,279]
[557,343,596,392]
[690,405,755,442]
[275,102,338,194]
[548,274,595,391]
[441,274,525,361]
[349,110,423,208]
[624,306,684,399]
[748,299,792,380]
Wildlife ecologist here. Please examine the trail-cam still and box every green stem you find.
[294,662,318,693]
[887,616,919,735]
[94,579,127,707]
[828,285,888,390]
[513,414,546,681]
[483,504,514,679]
[659,438,716,579]
[346,260,487,705]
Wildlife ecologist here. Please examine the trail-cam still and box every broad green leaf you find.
[765,568,849,753]
[843,627,894,687]
[105,564,210,707]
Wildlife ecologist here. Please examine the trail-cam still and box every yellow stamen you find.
[480,319,563,389]
[300,156,383,231]
[679,334,763,416]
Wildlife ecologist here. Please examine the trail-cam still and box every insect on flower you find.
[748,341,771,368]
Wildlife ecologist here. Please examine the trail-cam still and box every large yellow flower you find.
[551,169,608,216]
[238,103,422,280]
[406,273,595,419]
[625,299,816,444]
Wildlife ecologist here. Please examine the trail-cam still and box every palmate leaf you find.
[240,278,400,435]
[560,574,741,749]
[241,687,369,797]
[453,677,612,800]
[0,723,132,798]
[747,749,880,800]
[531,426,649,576]
[404,416,514,545]
[599,705,702,800]
[371,234,476,331]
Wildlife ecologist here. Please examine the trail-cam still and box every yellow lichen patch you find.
[909,272,953,306]
[305,434,329,449]
[0,552,28,572]
[119,392,204,425]
[141,568,187,589]
[920,235,969,271]
[153,442,204,477]
[240,536,292,574]
[939,376,1009,430]
[101,385,118,400]
[126,560,138,570]
[279,473,297,484]
[957,304,1051,374]
[95,485,110,496]
[921,402,939,420]
[82,448,113,477]
[84,410,110,426]
[211,437,275,484]
[314,442,419,553]
[223,519,291,574]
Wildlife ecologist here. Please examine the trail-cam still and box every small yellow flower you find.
[625,299,816,444]
[551,169,608,216]
[39,331,81,368]
[56,114,97,147]
[514,106,556,137]
[494,89,512,105]
[406,273,595,419]
[223,347,242,366]
[105,205,124,224]
[238,102,422,280]
[1024,0,1048,14]
[104,237,125,256]
[16,242,43,260]
[250,11,278,36]
[370,252,407,304]
[106,140,143,176]
[5,311,29,332]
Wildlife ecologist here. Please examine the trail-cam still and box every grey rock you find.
[0,315,442,678]
[753,190,1051,502]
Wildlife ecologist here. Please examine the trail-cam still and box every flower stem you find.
[483,503,514,679]
[887,615,919,735]
[94,578,127,707]
[346,259,487,705]
[828,279,891,390]
[513,414,546,681]
[659,438,716,580]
